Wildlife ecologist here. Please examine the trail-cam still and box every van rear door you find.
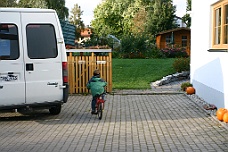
[0,12,26,106]
[21,12,63,104]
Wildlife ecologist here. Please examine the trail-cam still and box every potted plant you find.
[181,82,193,91]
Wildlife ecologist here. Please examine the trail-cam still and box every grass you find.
[112,58,176,89]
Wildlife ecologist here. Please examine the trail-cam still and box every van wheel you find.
[49,105,61,115]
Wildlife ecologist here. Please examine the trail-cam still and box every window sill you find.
[207,49,228,52]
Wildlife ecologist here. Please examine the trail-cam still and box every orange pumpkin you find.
[223,112,228,123]
[186,87,195,95]
[216,108,228,121]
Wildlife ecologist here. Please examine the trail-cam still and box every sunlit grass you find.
[112,58,176,89]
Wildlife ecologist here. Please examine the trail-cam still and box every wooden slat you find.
[79,56,82,93]
[85,56,89,93]
[70,53,73,94]
[67,53,72,94]
[88,55,92,94]
[104,56,107,82]
[108,52,112,92]
[75,56,79,93]
[82,56,85,92]
[73,55,76,94]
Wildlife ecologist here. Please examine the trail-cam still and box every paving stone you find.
[0,80,228,151]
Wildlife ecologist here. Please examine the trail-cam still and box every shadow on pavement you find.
[0,94,211,125]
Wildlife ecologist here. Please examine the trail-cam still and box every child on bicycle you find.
[86,69,107,114]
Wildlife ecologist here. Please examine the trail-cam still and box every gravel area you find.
[185,92,228,130]
[153,77,228,130]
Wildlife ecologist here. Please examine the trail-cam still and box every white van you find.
[0,8,68,115]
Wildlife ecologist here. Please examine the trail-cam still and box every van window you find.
[0,24,19,60]
[26,24,58,59]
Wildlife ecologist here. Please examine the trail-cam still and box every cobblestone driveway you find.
[0,94,227,152]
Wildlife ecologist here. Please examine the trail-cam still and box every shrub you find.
[161,47,188,58]
[173,57,190,72]
[112,51,121,58]
[181,82,193,91]
[120,34,151,58]
[150,47,166,58]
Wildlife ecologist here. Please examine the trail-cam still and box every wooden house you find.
[191,0,228,109]
[156,27,191,55]
[79,27,92,44]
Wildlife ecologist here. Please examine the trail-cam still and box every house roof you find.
[80,28,92,37]
[156,27,190,35]
[174,15,182,19]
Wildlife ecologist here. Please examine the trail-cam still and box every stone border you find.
[152,71,190,86]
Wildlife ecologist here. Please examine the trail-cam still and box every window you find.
[212,0,228,49]
[0,24,19,60]
[166,35,172,45]
[26,24,57,59]
[182,36,187,47]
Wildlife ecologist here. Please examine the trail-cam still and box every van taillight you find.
[62,62,68,83]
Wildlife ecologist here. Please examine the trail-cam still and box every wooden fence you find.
[67,49,112,94]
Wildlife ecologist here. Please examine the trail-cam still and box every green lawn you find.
[112,58,176,89]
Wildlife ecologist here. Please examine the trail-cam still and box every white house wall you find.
[191,0,228,108]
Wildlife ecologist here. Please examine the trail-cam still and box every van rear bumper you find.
[0,101,63,111]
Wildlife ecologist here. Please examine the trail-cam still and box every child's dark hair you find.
[93,69,100,76]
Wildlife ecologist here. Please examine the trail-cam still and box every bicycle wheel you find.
[97,103,103,120]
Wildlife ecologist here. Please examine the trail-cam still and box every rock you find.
[152,80,162,86]
[151,71,190,87]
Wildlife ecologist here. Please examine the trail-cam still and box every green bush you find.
[150,47,166,58]
[161,48,188,58]
[172,57,190,72]
[120,34,151,58]
[181,82,193,91]
[112,51,120,58]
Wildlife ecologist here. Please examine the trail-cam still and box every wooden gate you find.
[67,49,112,94]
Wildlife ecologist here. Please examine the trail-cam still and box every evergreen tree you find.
[145,0,177,42]
[69,4,85,40]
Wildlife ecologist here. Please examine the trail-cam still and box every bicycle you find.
[95,94,105,120]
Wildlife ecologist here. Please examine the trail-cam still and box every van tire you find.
[49,105,61,115]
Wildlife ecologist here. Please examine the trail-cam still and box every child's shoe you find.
[91,111,97,115]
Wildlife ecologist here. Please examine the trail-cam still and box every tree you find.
[0,0,17,7]
[92,0,133,37]
[92,0,176,40]
[91,0,178,57]
[69,4,85,40]
[18,0,47,8]
[145,0,177,42]
[45,0,69,19]
[128,0,148,35]
[132,8,147,34]
[182,0,191,27]
[17,0,68,19]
